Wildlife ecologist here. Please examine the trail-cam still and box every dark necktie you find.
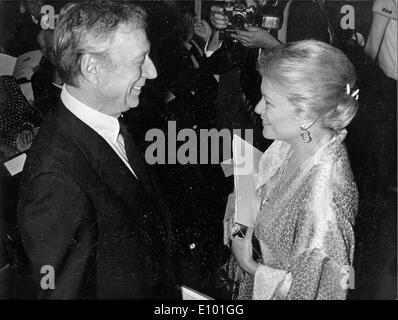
[117,116,152,182]
[117,117,135,165]
[118,116,163,200]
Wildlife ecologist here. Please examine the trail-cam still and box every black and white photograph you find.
[0,0,396,303]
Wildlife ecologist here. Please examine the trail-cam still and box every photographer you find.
[207,0,345,51]
[194,0,292,153]
[7,0,43,56]
[202,0,371,151]
[208,1,283,50]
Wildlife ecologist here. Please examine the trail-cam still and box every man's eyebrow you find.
[263,93,275,104]
[134,52,148,62]
[137,46,151,60]
[142,42,151,55]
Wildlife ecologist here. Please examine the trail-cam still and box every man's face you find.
[38,30,55,64]
[26,0,42,19]
[97,25,157,117]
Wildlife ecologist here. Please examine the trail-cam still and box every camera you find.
[223,1,256,32]
[219,0,284,39]
[259,4,284,31]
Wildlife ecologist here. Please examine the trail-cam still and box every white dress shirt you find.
[61,85,137,178]
[373,0,397,80]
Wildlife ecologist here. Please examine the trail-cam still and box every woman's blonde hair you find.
[258,40,358,131]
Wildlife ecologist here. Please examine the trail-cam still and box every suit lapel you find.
[120,124,155,198]
[55,103,144,210]
[55,103,172,238]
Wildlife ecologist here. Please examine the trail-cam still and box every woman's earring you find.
[300,124,312,143]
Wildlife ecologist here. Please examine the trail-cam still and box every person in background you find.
[358,0,397,299]
[8,0,43,56]
[365,0,397,81]
[149,6,228,295]
[0,76,38,162]
[225,40,358,300]
[31,29,62,118]
[207,0,329,49]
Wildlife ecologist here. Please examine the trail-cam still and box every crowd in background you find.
[0,0,396,299]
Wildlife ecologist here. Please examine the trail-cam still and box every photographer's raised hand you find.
[210,5,228,30]
[232,24,281,49]
[194,19,212,43]
[181,11,195,43]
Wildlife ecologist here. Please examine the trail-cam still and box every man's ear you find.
[80,53,101,86]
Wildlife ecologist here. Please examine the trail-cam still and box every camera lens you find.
[231,13,246,28]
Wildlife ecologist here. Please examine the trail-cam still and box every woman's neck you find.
[288,127,333,165]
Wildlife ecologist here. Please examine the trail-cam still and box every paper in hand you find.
[224,193,235,223]
[12,50,43,81]
[220,158,233,177]
[181,285,213,300]
[0,53,17,76]
[232,135,263,227]
[19,82,34,103]
[4,153,26,176]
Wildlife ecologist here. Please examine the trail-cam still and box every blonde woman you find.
[227,40,359,300]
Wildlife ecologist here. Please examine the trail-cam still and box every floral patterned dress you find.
[0,76,36,148]
[230,130,358,300]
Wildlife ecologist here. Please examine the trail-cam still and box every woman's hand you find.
[194,19,212,43]
[232,24,281,49]
[231,227,259,275]
[223,215,237,247]
[223,192,236,247]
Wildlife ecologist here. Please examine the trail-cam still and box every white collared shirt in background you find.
[373,0,397,80]
[61,85,137,179]
[204,39,222,58]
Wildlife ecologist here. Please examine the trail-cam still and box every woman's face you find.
[255,78,302,143]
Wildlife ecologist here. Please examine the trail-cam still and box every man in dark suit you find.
[17,1,177,299]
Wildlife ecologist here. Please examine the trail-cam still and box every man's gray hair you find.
[54,0,147,87]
